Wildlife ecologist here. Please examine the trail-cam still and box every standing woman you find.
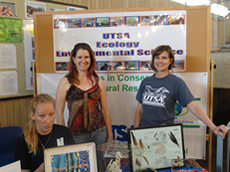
[55,43,113,170]
[14,94,74,172]
[134,45,228,138]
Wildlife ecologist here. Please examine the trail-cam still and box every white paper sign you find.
[0,71,18,96]
[0,44,17,69]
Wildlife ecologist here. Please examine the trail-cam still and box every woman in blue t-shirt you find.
[134,45,228,138]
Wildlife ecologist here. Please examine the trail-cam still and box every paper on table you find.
[0,160,21,172]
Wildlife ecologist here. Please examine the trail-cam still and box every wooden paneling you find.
[0,102,7,127]
[0,96,33,130]
[58,0,182,9]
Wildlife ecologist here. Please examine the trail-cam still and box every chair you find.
[0,126,22,167]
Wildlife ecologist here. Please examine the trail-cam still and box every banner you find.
[37,72,207,159]
[53,10,186,72]
[23,20,35,90]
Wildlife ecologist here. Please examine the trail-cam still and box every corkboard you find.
[34,6,211,73]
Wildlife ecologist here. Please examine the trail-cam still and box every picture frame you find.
[127,123,185,171]
[25,1,46,19]
[0,1,17,17]
[44,142,97,172]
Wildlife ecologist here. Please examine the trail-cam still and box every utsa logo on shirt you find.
[142,85,169,107]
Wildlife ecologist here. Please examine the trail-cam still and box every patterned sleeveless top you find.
[66,76,105,134]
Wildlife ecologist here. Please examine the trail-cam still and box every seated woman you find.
[14,94,74,172]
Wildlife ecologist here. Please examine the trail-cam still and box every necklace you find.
[38,130,52,149]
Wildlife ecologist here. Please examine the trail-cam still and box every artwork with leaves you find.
[127,124,185,171]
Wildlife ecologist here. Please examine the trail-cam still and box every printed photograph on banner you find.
[140,16,154,26]
[140,61,152,71]
[0,1,17,17]
[82,18,95,27]
[96,17,109,27]
[125,61,139,70]
[68,18,81,28]
[155,15,169,25]
[170,14,185,25]
[111,61,125,70]
[25,1,46,19]
[173,60,185,71]
[54,19,67,29]
[96,61,111,71]
[125,16,139,26]
[110,17,124,27]
[55,62,68,72]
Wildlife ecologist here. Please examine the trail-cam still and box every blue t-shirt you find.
[136,73,194,127]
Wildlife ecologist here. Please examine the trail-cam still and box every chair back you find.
[0,126,22,167]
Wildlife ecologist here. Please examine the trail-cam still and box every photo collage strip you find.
[55,60,185,72]
[54,14,185,29]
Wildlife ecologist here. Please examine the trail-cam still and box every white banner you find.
[37,72,207,159]
[23,20,35,90]
[53,10,186,72]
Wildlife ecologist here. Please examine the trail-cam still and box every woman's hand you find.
[213,124,228,139]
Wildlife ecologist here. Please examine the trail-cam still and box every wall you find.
[0,96,32,130]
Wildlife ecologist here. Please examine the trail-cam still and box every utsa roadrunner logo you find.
[142,85,169,107]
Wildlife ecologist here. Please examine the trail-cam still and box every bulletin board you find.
[34,5,211,73]
[33,5,212,163]
[33,5,211,121]
[0,0,87,99]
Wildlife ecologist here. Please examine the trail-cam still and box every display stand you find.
[33,6,212,171]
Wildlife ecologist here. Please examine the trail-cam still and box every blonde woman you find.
[14,94,74,172]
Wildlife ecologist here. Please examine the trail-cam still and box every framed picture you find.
[0,1,17,17]
[25,1,46,19]
[127,124,185,171]
[44,142,97,172]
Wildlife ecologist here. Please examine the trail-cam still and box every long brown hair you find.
[24,94,54,155]
[151,45,175,72]
[67,43,97,85]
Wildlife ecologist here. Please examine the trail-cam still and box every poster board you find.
[34,6,211,74]
[34,6,211,159]
[37,72,208,159]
